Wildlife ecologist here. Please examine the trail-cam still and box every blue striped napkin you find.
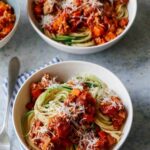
[2,57,62,150]
[3,57,62,110]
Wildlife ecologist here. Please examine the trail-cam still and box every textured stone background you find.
[0,0,150,149]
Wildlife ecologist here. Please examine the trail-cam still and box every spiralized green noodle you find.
[75,75,112,100]
[22,74,125,150]
[21,111,39,150]
[34,86,71,124]
[76,74,106,88]
[22,110,34,136]
[34,0,129,47]
[45,29,94,47]
[73,75,123,143]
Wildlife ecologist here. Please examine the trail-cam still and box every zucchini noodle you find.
[22,74,127,150]
[34,86,71,124]
[33,0,129,46]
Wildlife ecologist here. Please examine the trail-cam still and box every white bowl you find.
[0,0,20,48]
[27,0,137,54]
[13,61,133,150]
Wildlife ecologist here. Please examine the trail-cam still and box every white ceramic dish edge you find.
[12,61,133,150]
[27,0,137,54]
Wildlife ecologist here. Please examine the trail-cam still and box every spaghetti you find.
[22,73,127,150]
[33,0,129,46]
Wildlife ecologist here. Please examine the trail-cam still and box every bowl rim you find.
[27,0,137,50]
[0,0,20,43]
[12,60,133,150]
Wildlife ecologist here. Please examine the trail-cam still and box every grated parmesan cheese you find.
[67,78,84,90]
[57,102,85,118]
[78,131,99,150]
[87,0,103,7]
[102,97,123,109]
[61,0,77,10]
[41,15,54,27]
[38,126,48,134]
[61,0,103,12]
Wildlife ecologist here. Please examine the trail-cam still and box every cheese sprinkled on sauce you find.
[41,15,54,27]
[79,131,99,150]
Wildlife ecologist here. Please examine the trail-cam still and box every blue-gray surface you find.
[0,0,150,149]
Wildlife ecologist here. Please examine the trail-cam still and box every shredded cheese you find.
[87,0,103,7]
[28,74,125,149]
[57,102,85,119]
[41,15,54,27]
[78,131,99,150]
[61,0,77,10]
[38,126,48,134]
[102,97,123,109]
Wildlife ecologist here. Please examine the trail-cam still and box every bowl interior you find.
[13,61,133,150]
[27,0,137,51]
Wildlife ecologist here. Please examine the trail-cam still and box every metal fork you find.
[0,57,20,150]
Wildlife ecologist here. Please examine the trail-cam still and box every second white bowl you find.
[27,0,137,54]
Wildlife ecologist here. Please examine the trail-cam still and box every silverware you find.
[0,57,20,150]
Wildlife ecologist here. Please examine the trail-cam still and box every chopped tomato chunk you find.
[31,88,43,101]
[34,4,43,16]
[119,18,128,27]
[100,105,118,117]
[98,131,107,139]
[93,25,105,37]
[98,131,116,148]
[105,32,116,41]
[99,96,127,129]
[107,134,117,146]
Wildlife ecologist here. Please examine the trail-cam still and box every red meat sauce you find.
[99,96,127,130]
[26,73,57,110]
[28,88,117,150]
[26,74,126,150]
[33,0,129,45]
[30,118,116,150]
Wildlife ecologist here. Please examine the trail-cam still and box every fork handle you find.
[2,57,20,131]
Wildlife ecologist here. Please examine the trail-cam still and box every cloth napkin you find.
[2,57,62,150]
